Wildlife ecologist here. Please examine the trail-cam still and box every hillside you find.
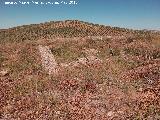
[1,20,158,43]
[0,20,160,119]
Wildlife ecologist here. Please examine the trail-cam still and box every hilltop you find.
[1,20,159,43]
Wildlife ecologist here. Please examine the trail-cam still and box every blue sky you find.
[0,0,160,30]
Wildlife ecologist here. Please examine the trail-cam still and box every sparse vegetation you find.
[0,20,160,119]
[0,52,5,67]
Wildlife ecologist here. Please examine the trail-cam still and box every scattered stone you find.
[138,87,143,92]
[117,110,124,114]
[107,111,114,117]
[60,63,69,68]
[78,57,88,65]
[83,48,99,56]
[55,111,60,115]
[0,69,10,76]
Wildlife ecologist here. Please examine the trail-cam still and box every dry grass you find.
[0,26,160,119]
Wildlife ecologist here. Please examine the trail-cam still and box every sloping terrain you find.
[1,20,157,43]
[0,20,160,119]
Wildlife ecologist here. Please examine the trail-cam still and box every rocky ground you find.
[0,35,160,119]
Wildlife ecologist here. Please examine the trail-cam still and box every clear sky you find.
[0,0,160,30]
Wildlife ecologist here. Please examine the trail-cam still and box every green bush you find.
[109,48,121,56]
[152,50,160,59]
[0,52,6,66]
[124,48,141,56]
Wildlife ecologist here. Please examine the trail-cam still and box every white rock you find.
[107,111,114,117]
[78,57,87,65]
[0,69,10,76]
[38,45,58,75]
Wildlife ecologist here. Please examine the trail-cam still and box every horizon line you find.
[0,19,160,31]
